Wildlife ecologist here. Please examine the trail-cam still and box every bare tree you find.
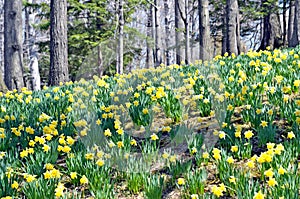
[175,0,184,64]
[154,0,163,67]
[29,50,40,90]
[290,0,300,47]
[0,0,6,93]
[225,0,241,55]
[295,0,300,45]
[49,0,69,86]
[184,0,190,64]
[282,0,287,46]
[199,0,211,60]
[25,0,41,90]
[116,0,124,74]
[288,0,295,46]
[175,0,192,64]
[221,7,227,55]
[24,0,30,86]
[164,0,171,65]
[0,0,4,75]
[146,3,154,68]
[259,0,282,50]
[4,0,25,90]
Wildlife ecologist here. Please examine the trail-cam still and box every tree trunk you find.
[221,8,227,55]
[49,0,69,86]
[259,0,283,50]
[146,3,154,68]
[282,0,287,46]
[97,45,103,77]
[154,0,163,67]
[296,0,300,45]
[0,71,7,92]
[24,3,31,87]
[164,0,171,66]
[226,0,240,55]
[0,1,7,94]
[29,54,40,90]
[26,0,41,90]
[288,0,295,46]
[4,0,25,90]
[96,5,103,77]
[0,0,4,76]
[116,0,124,74]
[184,0,190,64]
[290,0,300,47]
[199,0,211,60]
[190,10,195,62]
[175,0,184,64]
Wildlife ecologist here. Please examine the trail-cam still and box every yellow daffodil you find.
[80,175,89,185]
[244,130,254,139]
[177,178,185,185]
[287,131,295,139]
[70,172,77,179]
[253,190,264,199]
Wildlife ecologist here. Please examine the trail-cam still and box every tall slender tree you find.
[282,0,287,46]
[154,0,163,67]
[164,0,171,66]
[183,0,190,64]
[4,0,24,90]
[146,2,154,68]
[175,0,184,64]
[199,0,211,60]
[23,0,41,90]
[116,0,124,74]
[49,0,69,86]
[288,0,295,46]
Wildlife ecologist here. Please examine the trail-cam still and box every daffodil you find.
[253,190,264,199]
[264,168,274,178]
[229,176,236,184]
[231,145,238,153]
[260,121,268,128]
[96,159,105,167]
[278,166,286,175]
[244,130,254,139]
[226,156,235,164]
[287,131,295,139]
[267,177,277,187]
[117,141,124,148]
[80,175,89,185]
[191,194,199,199]
[211,184,225,197]
[191,147,197,154]
[151,133,159,141]
[11,181,19,189]
[246,160,255,169]
[104,129,112,137]
[177,178,185,185]
[55,182,65,197]
[219,131,226,139]
[70,172,77,179]
[43,144,50,153]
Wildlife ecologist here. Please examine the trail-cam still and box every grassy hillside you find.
[0,47,300,199]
